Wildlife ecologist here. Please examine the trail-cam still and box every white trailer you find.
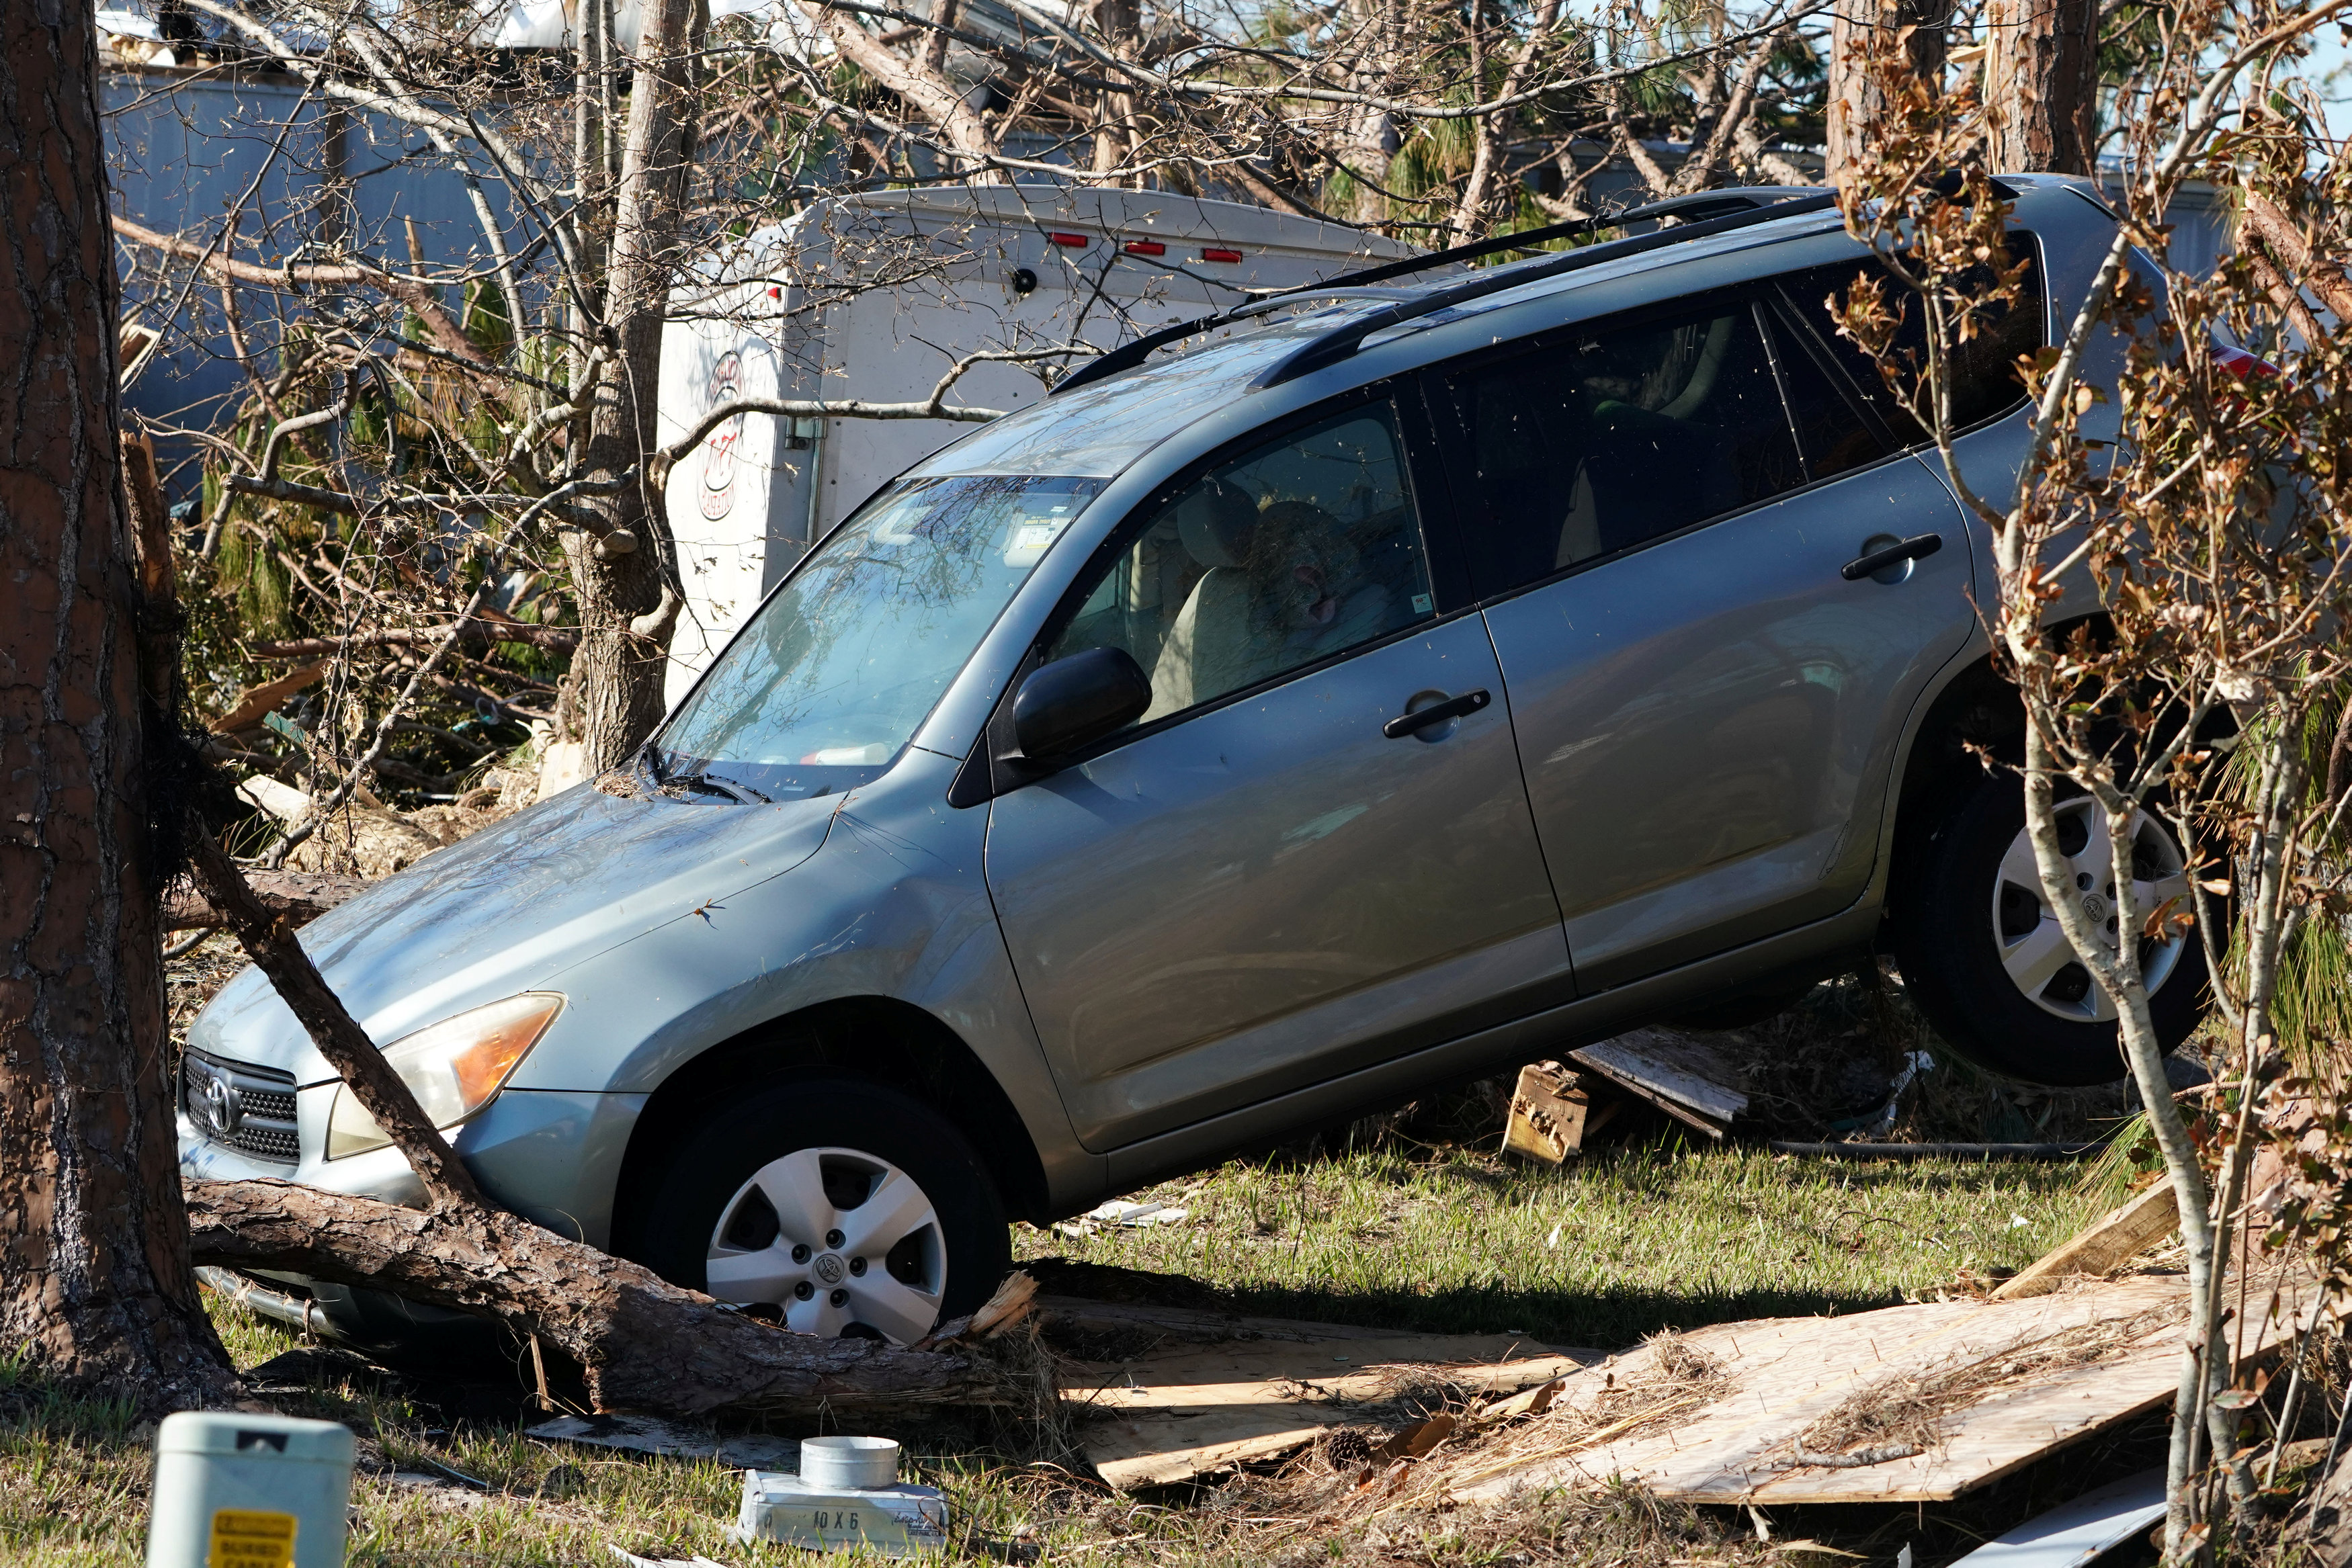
[655,185,1419,705]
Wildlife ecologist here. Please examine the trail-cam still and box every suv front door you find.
[982,395,1567,1150]
[1429,291,1978,990]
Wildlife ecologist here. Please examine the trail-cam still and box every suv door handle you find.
[1841,532,1943,581]
[1384,689,1491,739]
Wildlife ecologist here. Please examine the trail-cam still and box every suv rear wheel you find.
[1893,769,2206,1086]
[625,1077,1009,1344]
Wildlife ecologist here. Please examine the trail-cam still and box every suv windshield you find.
[658,474,1107,797]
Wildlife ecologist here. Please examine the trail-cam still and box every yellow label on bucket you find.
[208,1508,297,1568]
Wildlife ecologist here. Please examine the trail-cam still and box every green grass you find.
[1011,1139,2102,1348]
[0,1139,2119,1567]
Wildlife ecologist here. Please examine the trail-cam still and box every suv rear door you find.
[1425,281,1989,989]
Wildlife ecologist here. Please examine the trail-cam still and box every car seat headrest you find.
[1174,479,1258,568]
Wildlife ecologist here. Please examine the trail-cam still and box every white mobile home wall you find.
[655,187,1423,705]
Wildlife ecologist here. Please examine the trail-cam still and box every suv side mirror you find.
[1011,647,1152,761]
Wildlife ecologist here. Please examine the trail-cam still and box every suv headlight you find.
[323,993,564,1160]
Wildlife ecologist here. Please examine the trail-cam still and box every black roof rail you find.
[1050,187,1835,398]
[1249,190,1842,390]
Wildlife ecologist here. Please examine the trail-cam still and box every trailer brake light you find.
[1200,247,1244,263]
[1048,232,1091,248]
[1123,240,1165,256]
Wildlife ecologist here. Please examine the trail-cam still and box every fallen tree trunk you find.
[185,1179,1037,1415]
[161,868,367,932]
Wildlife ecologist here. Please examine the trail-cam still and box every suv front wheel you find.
[624,1076,1009,1344]
[1893,770,2207,1086]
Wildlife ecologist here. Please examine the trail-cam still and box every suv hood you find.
[187,782,839,1087]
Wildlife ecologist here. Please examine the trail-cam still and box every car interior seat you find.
[1146,480,1261,720]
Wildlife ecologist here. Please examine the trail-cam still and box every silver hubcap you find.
[704,1147,946,1344]
[1991,799,2191,1022]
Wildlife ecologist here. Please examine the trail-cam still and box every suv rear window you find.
[1434,300,1818,597]
[1774,232,2045,445]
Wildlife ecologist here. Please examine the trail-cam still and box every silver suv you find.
[182,175,2203,1344]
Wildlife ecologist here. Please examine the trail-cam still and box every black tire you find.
[622,1075,1009,1344]
[1890,769,2208,1086]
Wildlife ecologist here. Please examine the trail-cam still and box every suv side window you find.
[1045,399,1436,728]
[1435,301,1806,599]
[1774,233,2046,445]
[1765,308,1892,482]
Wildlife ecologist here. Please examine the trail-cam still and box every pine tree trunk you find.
[1984,0,2099,175]
[0,5,238,1411]
[1826,0,1954,193]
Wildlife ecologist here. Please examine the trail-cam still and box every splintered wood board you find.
[1068,1334,1599,1490]
[1454,1269,2322,1506]
[1039,1295,1427,1345]
[1569,1029,1748,1133]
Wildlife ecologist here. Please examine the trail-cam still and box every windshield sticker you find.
[1002,517,1068,568]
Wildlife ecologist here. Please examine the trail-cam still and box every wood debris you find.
[1567,1028,1750,1138]
[1990,1178,2178,1301]
[1503,1062,1618,1164]
[1064,1332,1600,1489]
[1435,1265,2324,1506]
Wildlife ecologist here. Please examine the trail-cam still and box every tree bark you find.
[161,869,366,934]
[1826,0,1953,193]
[185,1180,1037,1417]
[565,0,705,775]
[1984,0,2099,175]
[0,3,238,1411]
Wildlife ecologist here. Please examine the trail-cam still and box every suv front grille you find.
[183,1049,301,1166]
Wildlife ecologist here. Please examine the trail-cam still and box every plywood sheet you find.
[1068,1334,1598,1489]
[1570,1029,1748,1132]
[1452,1269,2321,1506]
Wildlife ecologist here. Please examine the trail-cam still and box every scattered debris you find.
[607,1544,730,1568]
[208,663,327,735]
[536,740,587,801]
[1947,1468,2165,1568]
[526,1414,800,1471]
[1992,1178,2179,1301]
[1566,1028,1751,1138]
[1857,1051,1936,1138]
[235,773,448,877]
[1052,1200,1193,1239]
[1763,1143,2096,1162]
[1064,1331,1599,1489]
[1439,1266,2324,1506]
[1039,1295,1438,1357]
[1503,1062,1619,1164]
[917,1269,1040,1347]
[2300,1446,2352,1563]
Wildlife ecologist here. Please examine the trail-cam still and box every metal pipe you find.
[195,1264,334,1338]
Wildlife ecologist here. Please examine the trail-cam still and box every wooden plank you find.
[1570,1028,1748,1131]
[1990,1178,2178,1301]
[1067,1334,1600,1490]
[1450,1267,2322,1506]
[1040,1295,1421,1345]
[1503,1063,1591,1164]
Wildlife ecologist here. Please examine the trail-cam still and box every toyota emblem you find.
[193,1067,243,1138]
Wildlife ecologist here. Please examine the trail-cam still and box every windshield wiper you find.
[679,770,770,805]
[637,742,770,804]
